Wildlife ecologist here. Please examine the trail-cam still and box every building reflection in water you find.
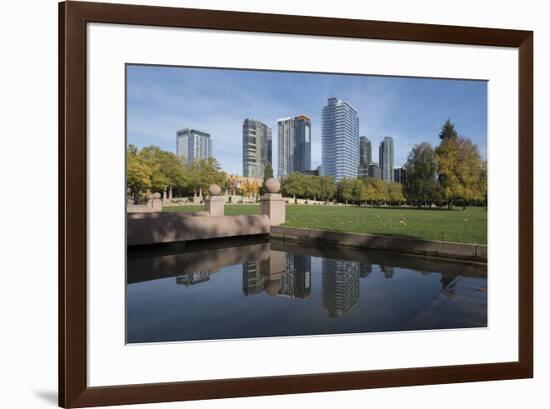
[279,254,311,299]
[176,271,210,286]
[242,256,373,315]
[242,260,266,295]
[168,246,480,319]
[127,239,488,343]
[322,259,360,318]
[241,253,312,299]
[380,265,395,279]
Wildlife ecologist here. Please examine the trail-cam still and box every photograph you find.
[125,64,488,344]
[48,1,536,407]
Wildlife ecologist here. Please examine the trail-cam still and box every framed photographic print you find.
[59,1,533,407]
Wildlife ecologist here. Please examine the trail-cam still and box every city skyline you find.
[127,64,488,176]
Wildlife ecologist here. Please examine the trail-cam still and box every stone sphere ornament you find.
[264,177,280,193]
[208,184,222,196]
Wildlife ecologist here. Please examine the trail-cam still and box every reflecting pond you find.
[127,238,487,343]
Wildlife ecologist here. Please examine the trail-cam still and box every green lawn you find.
[163,204,487,244]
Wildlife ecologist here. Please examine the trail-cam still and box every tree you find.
[369,178,388,204]
[387,182,405,205]
[260,163,275,195]
[304,175,321,201]
[404,142,440,206]
[241,178,260,198]
[318,176,336,202]
[479,160,488,206]
[351,179,364,205]
[281,173,304,203]
[126,148,152,202]
[192,158,227,197]
[264,163,274,180]
[226,175,240,196]
[137,146,171,192]
[337,178,354,205]
[439,119,458,140]
[436,136,484,209]
[360,180,376,205]
[126,145,232,200]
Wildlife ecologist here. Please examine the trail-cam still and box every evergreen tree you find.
[260,163,274,195]
[439,119,458,140]
[263,163,274,180]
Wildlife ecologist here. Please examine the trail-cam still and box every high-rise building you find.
[277,115,311,177]
[242,119,272,179]
[358,167,368,178]
[359,136,372,166]
[321,97,359,182]
[379,136,394,182]
[358,136,372,178]
[367,163,382,179]
[394,167,407,184]
[176,128,212,164]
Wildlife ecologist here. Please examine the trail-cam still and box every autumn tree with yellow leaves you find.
[435,121,486,209]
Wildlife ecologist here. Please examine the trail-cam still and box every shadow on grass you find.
[341,205,483,212]
[282,225,423,240]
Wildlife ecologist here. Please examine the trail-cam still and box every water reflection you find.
[241,253,312,299]
[127,238,487,343]
[322,260,360,317]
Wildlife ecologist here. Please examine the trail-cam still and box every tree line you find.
[127,144,227,203]
[280,120,487,209]
[127,120,486,209]
[280,173,404,205]
[278,172,401,205]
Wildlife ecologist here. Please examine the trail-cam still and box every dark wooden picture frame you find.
[59,1,533,407]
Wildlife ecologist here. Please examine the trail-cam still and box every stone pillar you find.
[151,192,162,212]
[168,187,173,201]
[205,184,224,216]
[260,178,286,226]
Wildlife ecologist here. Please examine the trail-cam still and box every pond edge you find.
[270,226,487,263]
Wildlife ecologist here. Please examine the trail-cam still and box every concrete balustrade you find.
[260,177,286,226]
[205,184,225,216]
[127,180,289,245]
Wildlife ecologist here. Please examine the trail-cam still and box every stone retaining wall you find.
[127,213,270,246]
[270,226,487,262]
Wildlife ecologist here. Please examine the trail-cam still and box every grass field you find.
[163,204,487,244]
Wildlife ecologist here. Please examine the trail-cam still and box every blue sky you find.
[127,64,487,175]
